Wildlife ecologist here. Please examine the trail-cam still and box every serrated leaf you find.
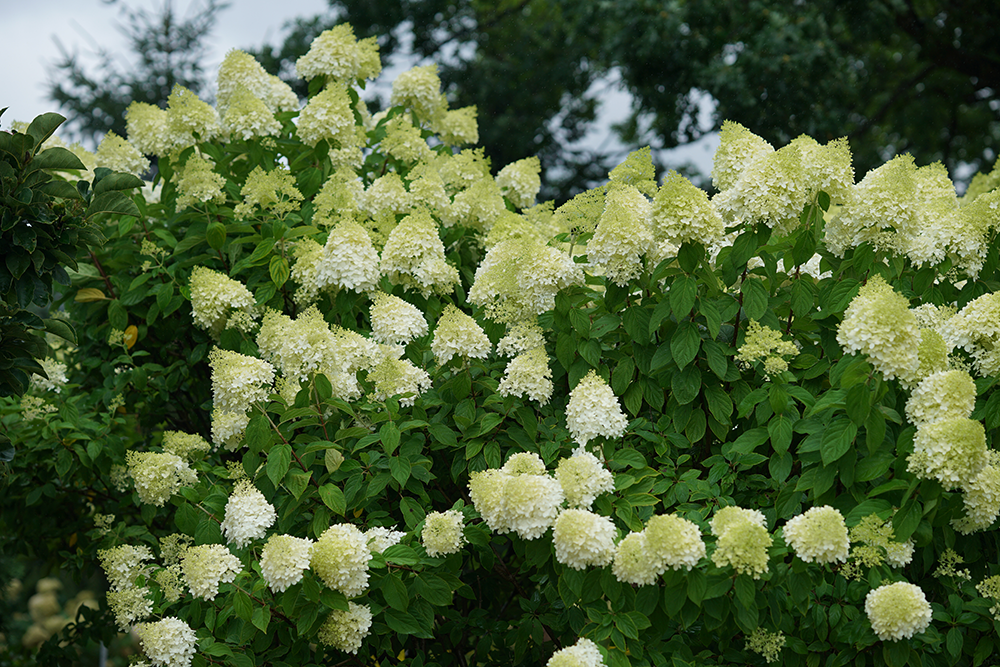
[741,278,768,321]
[671,320,701,369]
[325,448,344,474]
[670,275,697,319]
[269,255,289,287]
[380,421,401,455]
[318,484,346,514]
[382,573,409,611]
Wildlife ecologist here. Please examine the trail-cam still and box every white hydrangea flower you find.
[953,455,1000,534]
[710,506,772,579]
[95,131,149,177]
[644,513,706,572]
[208,348,275,413]
[905,370,976,426]
[106,586,153,631]
[367,350,432,407]
[369,292,429,345]
[295,24,381,83]
[390,64,447,121]
[782,506,850,564]
[29,358,68,393]
[712,121,774,192]
[364,526,406,554]
[422,510,466,557]
[125,451,197,507]
[865,582,932,641]
[885,539,916,568]
[180,544,241,600]
[497,320,546,357]
[651,170,724,252]
[468,455,564,540]
[546,637,607,667]
[221,480,276,548]
[565,370,628,446]
[260,534,314,593]
[944,292,1000,376]
[556,450,614,510]
[317,602,373,654]
[135,617,197,667]
[296,84,359,148]
[98,545,153,591]
[311,524,372,597]
[431,305,491,364]
[612,532,658,586]
[552,509,616,570]
[161,431,210,460]
[189,267,256,337]
[837,275,921,386]
[496,156,541,210]
[907,417,987,489]
[498,347,554,406]
[211,408,249,450]
[587,184,653,286]
[222,87,282,140]
[315,219,381,293]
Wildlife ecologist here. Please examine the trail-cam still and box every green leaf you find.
[568,308,590,337]
[670,275,698,319]
[865,409,887,454]
[768,415,793,455]
[31,146,86,171]
[25,112,66,151]
[892,498,921,541]
[86,191,139,220]
[380,421,401,455]
[245,413,270,454]
[677,242,704,273]
[702,339,728,379]
[251,605,270,633]
[43,318,76,344]
[790,280,814,315]
[741,278,768,321]
[845,383,871,425]
[318,484,346,514]
[671,321,701,369]
[623,306,651,345]
[233,589,253,622]
[267,443,292,487]
[108,300,128,330]
[701,299,722,338]
[207,222,227,250]
[94,172,144,193]
[415,573,453,606]
[384,608,423,635]
[269,256,289,287]
[389,456,411,486]
[579,339,601,368]
[611,356,635,395]
[382,573,409,611]
[672,365,701,405]
[686,569,707,605]
[820,418,857,466]
[734,576,755,610]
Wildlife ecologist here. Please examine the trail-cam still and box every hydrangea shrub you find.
[4,23,1000,667]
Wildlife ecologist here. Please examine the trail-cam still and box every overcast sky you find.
[2,0,716,175]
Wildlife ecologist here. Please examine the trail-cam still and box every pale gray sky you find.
[2,0,716,175]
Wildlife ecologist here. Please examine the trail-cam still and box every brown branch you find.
[89,251,117,298]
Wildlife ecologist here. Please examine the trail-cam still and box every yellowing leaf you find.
[123,325,138,349]
[75,288,107,302]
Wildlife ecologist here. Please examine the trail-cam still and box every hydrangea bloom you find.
[370,292,429,345]
[497,320,546,357]
[208,348,275,413]
[189,267,255,337]
[907,417,987,489]
[234,166,304,220]
[98,544,153,591]
[367,353,432,407]
[552,509,616,570]
[431,305,491,364]
[565,370,628,446]
[497,347,554,405]
[221,87,281,140]
[865,582,932,641]
[211,409,249,450]
[180,544,241,600]
[135,617,197,667]
[497,156,542,210]
[651,170,725,251]
[782,506,850,564]
[644,513,706,572]
[295,24,381,83]
[311,524,372,597]
[612,532,658,585]
[260,534,313,593]
[161,431,210,459]
[587,184,654,285]
[312,169,364,225]
[380,208,459,297]
[390,64,447,121]
[221,480,276,548]
[433,105,479,146]
[422,510,466,557]
[364,526,406,554]
[746,627,786,664]
[905,370,976,426]
[106,586,153,631]
[317,602,373,654]
[546,638,607,667]
[314,219,381,293]
[217,49,296,116]
[954,452,1000,534]
[945,292,1000,376]
[712,121,774,191]
[125,451,197,507]
[175,154,227,210]
[125,102,173,156]
[165,85,222,147]
[468,237,583,323]
[736,320,800,378]
[468,457,564,540]
[710,506,772,579]
[837,275,921,385]
[29,358,68,393]
[95,132,149,177]
[556,450,614,510]
[380,114,433,164]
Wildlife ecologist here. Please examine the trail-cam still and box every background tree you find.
[253,0,1000,198]
[46,0,225,146]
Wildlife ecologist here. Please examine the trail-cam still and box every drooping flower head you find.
[297,84,361,148]
[125,102,173,156]
[98,544,153,591]
[907,417,987,489]
[189,267,255,337]
[166,84,222,148]
[587,183,654,285]
[498,347,554,406]
[712,121,774,192]
[390,64,447,122]
[565,370,628,446]
[612,531,658,586]
[945,292,1000,376]
[905,370,976,426]
[468,455,564,540]
[651,170,725,251]
[865,581,932,641]
[432,105,479,146]
[315,219,381,293]
[175,154,227,210]
[222,87,282,140]
[380,208,459,297]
